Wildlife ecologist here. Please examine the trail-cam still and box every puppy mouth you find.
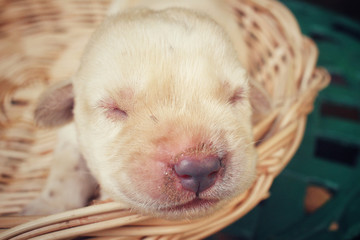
[160,198,219,212]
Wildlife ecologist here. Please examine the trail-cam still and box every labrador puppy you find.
[23,0,263,220]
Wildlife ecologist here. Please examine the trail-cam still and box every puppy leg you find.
[23,124,97,215]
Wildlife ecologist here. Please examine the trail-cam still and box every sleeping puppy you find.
[23,0,262,219]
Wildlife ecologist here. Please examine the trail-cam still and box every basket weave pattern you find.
[0,0,329,239]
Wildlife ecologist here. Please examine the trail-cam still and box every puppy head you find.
[37,8,257,219]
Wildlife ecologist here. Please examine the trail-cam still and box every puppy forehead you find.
[97,8,228,52]
[105,59,224,111]
[76,8,246,105]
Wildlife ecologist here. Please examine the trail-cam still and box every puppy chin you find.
[144,198,225,220]
[109,184,227,220]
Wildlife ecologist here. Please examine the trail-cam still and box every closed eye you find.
[229,87,244,104]
[106,106,128,120]
[98,99,128,121]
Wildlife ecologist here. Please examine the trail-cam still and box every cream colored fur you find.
[24,0,258,219]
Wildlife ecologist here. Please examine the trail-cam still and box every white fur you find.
[24,0,258,219]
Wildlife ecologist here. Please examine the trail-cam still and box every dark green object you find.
[208,0,360,239]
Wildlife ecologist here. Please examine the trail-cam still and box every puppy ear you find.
[249,79,272,124]
[34,79,74,128]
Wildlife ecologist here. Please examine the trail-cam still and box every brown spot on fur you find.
[150,115,159,123]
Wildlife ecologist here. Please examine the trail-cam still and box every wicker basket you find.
[0,0,329,239]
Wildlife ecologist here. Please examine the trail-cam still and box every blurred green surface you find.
[209,0,360,239]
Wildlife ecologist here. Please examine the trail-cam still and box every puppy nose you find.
[174,156,221,194]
